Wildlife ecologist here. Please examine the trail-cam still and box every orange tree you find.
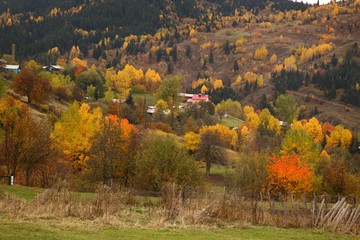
[267,154,314,196]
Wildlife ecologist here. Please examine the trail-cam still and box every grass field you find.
[0,219,357,240]
[0,184,96,202]
[133,93,156,106]
[220,115,244,128]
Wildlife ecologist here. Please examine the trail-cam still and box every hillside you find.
[2,1,360,237]
[0,0,306,60]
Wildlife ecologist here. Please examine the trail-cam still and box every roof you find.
[4,64,20,70]
[42,65,64,70]
[178,93,194,98]
[192,94,209,100]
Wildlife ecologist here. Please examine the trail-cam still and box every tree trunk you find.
[205,160,211,176]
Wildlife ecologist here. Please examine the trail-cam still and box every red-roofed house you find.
[187,94,209,104]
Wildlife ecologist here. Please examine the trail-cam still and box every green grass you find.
[220,115,244,128]
[0,220,357,240]
[0,184,44,201]
[0,184,96,202]
[133,93,156,106]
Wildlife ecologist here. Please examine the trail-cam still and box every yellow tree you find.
[325,125,352,150]
[281,129,321,167]
[201,85,208,93]
[244,71,257,84]
[213,79,224,90]
[184,132,201,153]
[51,102,102,172]
[259,108,281,135]
[145,69,162,92]
[257,74,264,88]
[269,54,278,65]
[254,45,268,61]
[283,55,297,71]
[243,105,255,119]
[304,117,323,144]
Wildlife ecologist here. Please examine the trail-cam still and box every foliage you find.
[215,99,242,119]
[325,125,352,150]
[267,154,314,195]
[12,68,51,103]
[232,151,268,195]
[155,75,182,107]
[135,131,201,191]
[274,94,299,125]
[51,102,102,172]
[281,129,321,166]
[254,45,268,61]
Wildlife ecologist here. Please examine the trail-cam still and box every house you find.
[4,64,20,73]
[42,65,64,73]
[186,93,209,104]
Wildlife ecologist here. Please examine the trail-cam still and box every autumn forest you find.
[1,0,360,237]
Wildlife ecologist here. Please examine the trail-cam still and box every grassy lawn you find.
[220,115,244,128]
[0,184,96,202]
[133,93,156,106]
[0,184,44,201]
[0,219,357,240]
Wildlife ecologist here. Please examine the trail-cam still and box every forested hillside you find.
[0,0,307,60]
[1,0,360,234]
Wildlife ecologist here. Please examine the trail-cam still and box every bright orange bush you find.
[267,155,314,195]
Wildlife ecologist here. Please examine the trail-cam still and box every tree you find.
[12,68,51,103]
[209,49,214,63]
[135,132,201,191]
[267,154,314,196]
[233,60,239,72]
[283,55,297,71]
[197,129,225,175]
[89,115,140,186]
[303,117,324,144]
[51,102,102,172]
[274,94,299,125]
[281,129,321,166]
[186,45,192,58]
[155,74,182,107]
[0,97,54,185]
[254,45,268,61]
[213,79,224,90]
[215,99,242,119]
[259,108,281,135]
[145,69,162,92]
[184,132,201,153]
[244,71,257,84]
[19,121,54,186]
[269,54,278,65]
[325,125,352,150]
[233,151,268,196]
[0,97,31,178]
[0,80,5,97]
[224,40,231,55]
[76,69,104,100]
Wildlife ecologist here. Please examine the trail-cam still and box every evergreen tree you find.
[209,49,214,64]
[233,60,239,72]
[186,45,192,59]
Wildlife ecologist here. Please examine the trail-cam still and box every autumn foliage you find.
[267,155,314,195]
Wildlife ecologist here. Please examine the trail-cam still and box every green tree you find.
[196,129,225,175]
[215,99,242,119]
[209,49,214,63]
[76,69,104,100]
[274,94,299,125]
[135,132,201,191]
[281,129,321,166]
[155,74,182,107]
